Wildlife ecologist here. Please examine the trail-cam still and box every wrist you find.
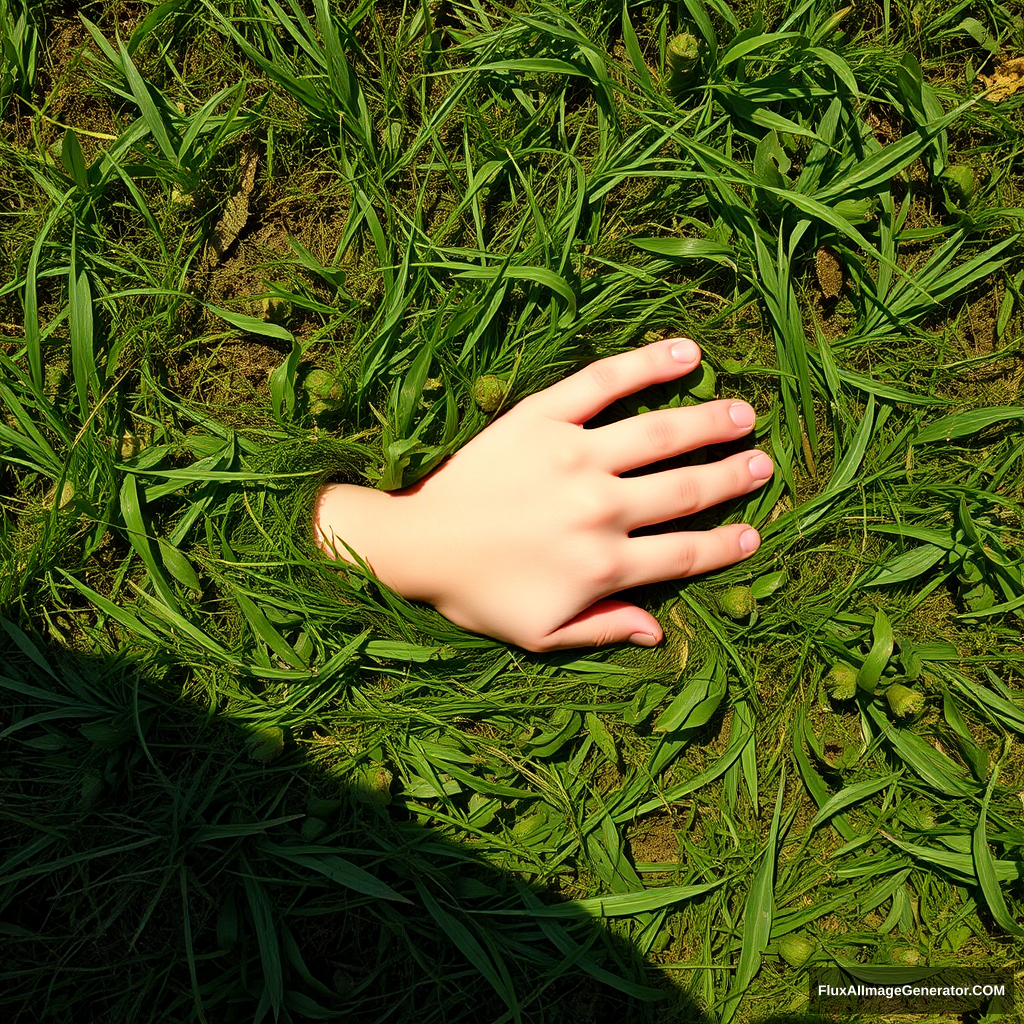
[313,482,438,603]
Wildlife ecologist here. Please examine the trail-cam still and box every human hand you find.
[314,337,773,652]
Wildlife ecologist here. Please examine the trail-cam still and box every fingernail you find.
[629,632,659,647]
[739,528,760,554]
[749,453,773,479]
[729,402,755,428]
[670,339,699,364]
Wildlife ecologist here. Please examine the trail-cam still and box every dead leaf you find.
[979,56,1024,103]
[210,149,259,260]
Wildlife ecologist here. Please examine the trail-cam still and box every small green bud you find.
[665,33,700,95]
[353,764,392,806]
[779,934,816,968]
[717,585,754,620]
[719,358,745,374]
[305,369,341,401]
[941,165,976,203]
[473,375,508,413]
[301,816,329,842]
[826,663,859,701]
[910,802,936,830]
[667,33,699,73]
[247,726,285,764]
[834,197,876,223]
[886,683,925,718]
[684,362,716,400]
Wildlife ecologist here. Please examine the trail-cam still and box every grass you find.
[1,0,1024,1021]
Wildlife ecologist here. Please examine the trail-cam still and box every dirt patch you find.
[627,809,684,863]
[172,335,288,413]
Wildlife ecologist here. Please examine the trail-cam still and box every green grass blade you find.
[809,773,901,831]
[116,37,176,164]
[973,761,1024,937]
[68,230,97,419]
[242,865,284,1021]
[725,765,787,1022]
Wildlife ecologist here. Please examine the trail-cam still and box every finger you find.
[618,449,774,530]
[522,337,702,425]
[595,398,758,475]
[534,599,664,652]
[617,522,762,589]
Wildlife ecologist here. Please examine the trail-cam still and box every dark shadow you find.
[0,623,716,1024]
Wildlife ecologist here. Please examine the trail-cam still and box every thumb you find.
[538,600,663,651]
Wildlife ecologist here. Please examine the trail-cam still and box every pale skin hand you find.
[313,337,774,652]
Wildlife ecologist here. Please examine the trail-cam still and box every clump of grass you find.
[2,0,1023,1021]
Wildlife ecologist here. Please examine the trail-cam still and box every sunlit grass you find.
[1,0,1023,1021]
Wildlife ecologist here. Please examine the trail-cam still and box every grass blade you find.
[724,765,787,1022]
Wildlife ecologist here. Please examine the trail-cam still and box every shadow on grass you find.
[0,625,716,1024]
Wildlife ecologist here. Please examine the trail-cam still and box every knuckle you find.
[569,483,616,528]
[673,543,697,579]
[551,447,585,476]
[586,548,623,589]
[588,359,619,393]
[676,472,702,515]
[644,412,677,456]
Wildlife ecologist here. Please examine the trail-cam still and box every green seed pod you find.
[886,683,925,718]
[353,764,392,806]
[247,726,285,764]
[717,585,754,620]
[473,375,508,413]
[834,197,876,223]
[666,33,700,92]
[779,934,816,968]
[305,369,342,400]
[942,165,976,203]
[826,663,859,701]
[910,803,936,830]
[301,816,329,842]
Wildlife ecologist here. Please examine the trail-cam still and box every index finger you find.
[523,338,702,424]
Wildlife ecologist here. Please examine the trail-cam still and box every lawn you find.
[1,0,1023,1021]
